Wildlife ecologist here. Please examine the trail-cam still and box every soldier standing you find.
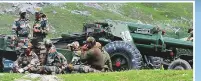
[33,7,49,42]
[12,9,31,47]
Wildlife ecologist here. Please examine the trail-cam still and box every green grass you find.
[0,3,193,39]
[0,73,24,81]
[58,70,193,81]
[0,70,193,81]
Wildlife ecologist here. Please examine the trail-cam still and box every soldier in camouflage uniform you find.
[33,7,49,42]
[66,41,82,64]
[30,38,47,65]
[37,39,68,74]
[69,37,113,73]
[12,45,40,73]
[12,9,31,48]
[98,43,113,72]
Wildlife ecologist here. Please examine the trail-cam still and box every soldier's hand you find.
[33,28,40,32]
[67,64,74,70]
[18,68,24,73]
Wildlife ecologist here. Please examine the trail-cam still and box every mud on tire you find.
[104,41,142,70]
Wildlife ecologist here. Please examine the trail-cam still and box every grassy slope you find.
[0,3,193,38]
[59,70,193,81]
[0,70,193,81]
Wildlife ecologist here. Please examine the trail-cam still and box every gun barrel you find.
[163,37,193,49]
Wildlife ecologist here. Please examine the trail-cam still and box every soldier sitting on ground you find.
[66,41,82,64]
[68,36,113,73]
[30,38,47,65]
[96,42,113,72]
[12,44,40,73]
[37,39,68,74]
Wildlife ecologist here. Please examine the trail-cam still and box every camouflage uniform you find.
[12,10,31,48]
[102,49,113,72]
[74,46,104,73]
[39,50,67,74]
[66,41,82,65]
[94,42,113,71]
[69,37,105,73]
[33,9,49,42]
[12,18,30,38]
[37,39,68,74]
[13,49,40,73]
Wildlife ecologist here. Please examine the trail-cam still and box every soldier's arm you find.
[13,57,22,68]
[107,56,113,71]
[41,18,49,33]
[60,54,68,70]
[12,20,18,35]
[23,52,40,71]
[80,51,89,62]
[27,23,32,38]
[80,48,98,63]
[58,53,67,65]
[101,49,113,72]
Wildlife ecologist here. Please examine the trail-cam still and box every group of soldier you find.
[11,8,113,74]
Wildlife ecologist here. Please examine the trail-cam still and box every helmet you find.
[71,41,80,49]
[86,36,96,49]
[19,9,27,19]
[86,36,95,43]
[19,9,26,15]
[44,39,52,48]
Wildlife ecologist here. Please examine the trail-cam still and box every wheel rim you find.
[111,53,129,71]
[174,66,185,70]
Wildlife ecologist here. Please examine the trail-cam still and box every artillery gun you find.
[52,20,193,71]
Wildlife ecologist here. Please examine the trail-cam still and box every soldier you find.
[187,28,193,41]
[66,41,82,65]
[96,43,113,72]
[30,38,47,65]
[33,7,49,42]
[69,37,112,73]
[94,40,113,72]
[12,45,40,73]
[37,39,68,74]
[67,41,80,51]
[12,9,31,48]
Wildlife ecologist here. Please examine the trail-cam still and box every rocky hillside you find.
[0,2,193,38]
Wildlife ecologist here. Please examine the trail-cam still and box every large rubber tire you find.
[168,59,191,70]
[104,41,142,70]
[148,56,162,69]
